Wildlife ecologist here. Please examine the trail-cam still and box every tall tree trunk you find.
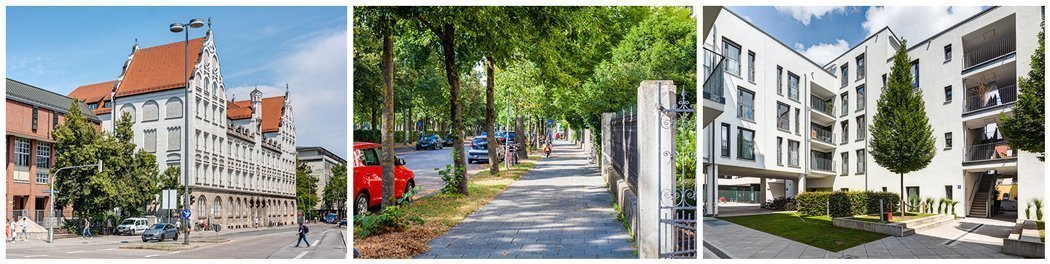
[436,24,469,195]
[899,172,904,217]
[370,106,378,130]
[380,30,396,208]
[485,56,500,176]
[515,116,527,160]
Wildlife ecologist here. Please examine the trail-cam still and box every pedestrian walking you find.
[18,217,29,241]
[8,218,18,243]
[294,222,310,248]
[5,218,10,243]
[544,143,552,158]
[81,219,93,239]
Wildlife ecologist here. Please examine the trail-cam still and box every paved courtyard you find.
[416,141,636,259]
[703,216,1021,259]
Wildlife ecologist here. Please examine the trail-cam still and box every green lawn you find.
[851,212,936,223]
[718,212,888,252]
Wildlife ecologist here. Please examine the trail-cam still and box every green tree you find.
[357,7,402,207]
[1000,20,1045,159]
[322,164,348,219]
[295,161,319,220]
[52,101,104,222]
[98,113,159,218]
[868,39,937,216]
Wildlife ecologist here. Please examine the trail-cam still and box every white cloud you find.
[862,6,984,44]
[774,6,847,26]
[227,29,348,157]
[794,39,851,65]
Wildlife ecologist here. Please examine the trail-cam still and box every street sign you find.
[42,190,58,194]
[161,189,177,210]
[181,209,191,219]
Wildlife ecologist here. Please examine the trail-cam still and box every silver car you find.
[467,136,505,163]
[141,223,179,242]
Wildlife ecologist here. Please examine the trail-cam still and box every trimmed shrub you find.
[798,190,901,217]
[797,192,830,216]
[863,191,900,214]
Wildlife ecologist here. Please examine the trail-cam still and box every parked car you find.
[444,134,456,146]
[467,136,505,164]
[499,131,516,144]
[415,135,443,150]
[141,223,178,242]
[354,142,416,215]
[324,213,338,224]
[116,217,151,235]
[339,218,347,227]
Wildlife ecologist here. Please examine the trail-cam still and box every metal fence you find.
[964,84,1017,113]
[964,141,1017,162]
[609,112,639,191]
[658,82,697,259]
[964,35,1015,69]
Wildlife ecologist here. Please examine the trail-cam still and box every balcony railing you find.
[724,57,741,76]
[964,35,1015,69]
[964,141,1017,162]
[811,125,835,145]
[703,47,726,104]
[811,95,835,116]
[811,155,835,172]
[964,84,1017,113]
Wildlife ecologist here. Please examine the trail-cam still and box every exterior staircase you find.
[900,214,956,236]
[967,174,997,218]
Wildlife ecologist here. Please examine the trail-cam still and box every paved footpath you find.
[417,140,636,259]
[704,216,1020,259]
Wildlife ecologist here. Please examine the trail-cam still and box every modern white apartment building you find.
[68,28,299,228]
[702,6,1044,222]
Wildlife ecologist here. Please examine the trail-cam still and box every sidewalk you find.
[417,141,636,259]
[703,217,1021,259]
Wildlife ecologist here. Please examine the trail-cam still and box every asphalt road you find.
[5,224,346,259]
[396,142,487,196]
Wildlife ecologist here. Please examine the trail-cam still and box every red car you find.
[353,142,416,215]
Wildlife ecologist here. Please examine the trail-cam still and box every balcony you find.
[702,47,726,127]
[964,84,1017,113]
[810,95,835,117]
[964,35,1015,70]
[810,154,836,173]
[810,125,835,146]
[964,141,1017,163]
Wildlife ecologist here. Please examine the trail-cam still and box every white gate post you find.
[601,113,614,184]
[636,80,676,258]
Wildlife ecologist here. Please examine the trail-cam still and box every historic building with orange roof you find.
[66,28,297,229]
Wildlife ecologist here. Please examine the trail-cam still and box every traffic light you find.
[190,195,196,205]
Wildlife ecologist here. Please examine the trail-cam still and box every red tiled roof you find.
[261,96,286,133]
[226,100,253,120]
[226,95,287,133]
[68,80,117,115]
[116,37,205,97]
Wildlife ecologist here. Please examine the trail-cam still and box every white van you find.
[116,218,150,235]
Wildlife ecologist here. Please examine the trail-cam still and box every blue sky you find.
[7,6,349,158]
[728,6,988,65]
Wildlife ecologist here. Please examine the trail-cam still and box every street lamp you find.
[171,17,205,245]
[48,160,102,243]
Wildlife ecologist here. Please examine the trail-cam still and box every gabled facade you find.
[703,6,1044,222]
[67,29,298,228]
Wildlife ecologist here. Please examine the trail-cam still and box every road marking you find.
[293,251,309,259]
[170,251,181,255]
[24,255,49,258]
[145,253,163,258]
[104,248,117,251]
[313,239,320,246]
[66,250,85,254]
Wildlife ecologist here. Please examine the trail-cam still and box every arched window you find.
[142,101,159,122]
[166,98,183,118]
[119,104,136,122]
[213,196,222,218]
[198,195,208,218]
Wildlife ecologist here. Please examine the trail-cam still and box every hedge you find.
[797,191,901,217]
